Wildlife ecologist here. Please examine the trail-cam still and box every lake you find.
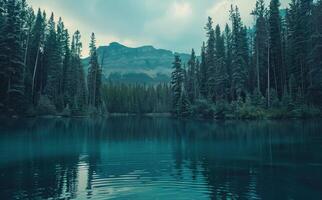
[0,117,321,199]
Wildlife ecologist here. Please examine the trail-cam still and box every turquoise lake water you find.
[0,117,321,199]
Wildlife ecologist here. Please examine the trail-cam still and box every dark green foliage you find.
[25,9,45,105]
[0,1,91,116]
[177,90,191,118]
[205,17,217,101]
[191,99,215,118]
[251,0,268,94]
[87,33,102,110]
[269,0,284,97]
[281,85,293,111]
[170,1,322,119]
[252,88,266,108]
[0,0,321,118]
[214,25,229,101]
[35,95,57,115]
[199,43,208,98]
[102,83,171,114]
[308,0,322,107]
[268,89,280,108]
[223,24,233,101]
[171,55,185,116]
[0,0,25,114]
[286,0,314,98]
[43,13,63,110]
[186,49,198,103]
[230,6,248,99]
[236,95,266,119]
[65,30,87,115]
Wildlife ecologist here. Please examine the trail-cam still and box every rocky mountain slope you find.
[82,42,191,84]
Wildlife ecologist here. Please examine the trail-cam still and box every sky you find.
[27,0,290,56]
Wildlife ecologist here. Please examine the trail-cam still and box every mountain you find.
[82,42,191,84]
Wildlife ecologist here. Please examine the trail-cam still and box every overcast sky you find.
[27,0,290,56]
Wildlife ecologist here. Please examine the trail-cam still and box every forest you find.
[0,0,322,119]
[171,0,322,119]
[0,0,102,116]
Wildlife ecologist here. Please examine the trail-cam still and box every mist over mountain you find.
[82,42,191,84]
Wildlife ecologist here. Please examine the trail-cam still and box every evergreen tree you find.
[195,59,201,99]
[287,0,314,97]
[186,49,197,103]
[178,89,191,117]
[269,0,284,97]
[251,0,268,94]
[62,29,71,106]
[171,55,184,115]
[214,25,228,100]
[26,9,45,105]
[74,31,87,113]
[199,42,208,98]
[281,85,293,110]
[87,33,102,110]
[252,88,266,108]
[43,13,63,110]
[0,0,7,110]
[0,0,26,114]
[224,24,233,101]
[67,30,87,114]
[308,0,322,107]
[205,17,217,101]
[230,6,248,99]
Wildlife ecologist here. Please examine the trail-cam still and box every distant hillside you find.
[82,42,191,84]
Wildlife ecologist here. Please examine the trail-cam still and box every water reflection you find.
[0,118,321,199]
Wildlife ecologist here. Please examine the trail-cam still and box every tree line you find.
[1,0,322,118]
[102,83,171,114]
[0,0,102,116]
[171,0,322,119]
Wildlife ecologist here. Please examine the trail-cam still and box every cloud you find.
[207,0,233,27]
[172,1,193,18]
[143,1,193,40]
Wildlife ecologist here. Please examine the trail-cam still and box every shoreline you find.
[1,113,321,121]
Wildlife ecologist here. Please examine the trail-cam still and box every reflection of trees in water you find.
[0,144,81,199]
[0,118,87,199]
[85,126,101,199]
[169,120,321,199]
[1,118,321,199]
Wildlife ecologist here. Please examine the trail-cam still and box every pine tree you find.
[0,0,26,114]
[281,85,293,110]
[269,0,284,97]
[186,49,197,103]
[287,0,314,98]
[171,55,184,115]
[199,42,208,98]
[308,0,322,107]
[195,59,201,99]
[252,88,266,108]
[0,0,7,110]
[62,29,71,106]
[224,24,233,101]
[230,6,248,99]
[87,33,102,110]
[65,30,82,112]
[74,31,87,113]
[22,7,35,105]
[27,9,45,105]
[205,17,217,101]
[178,89,191,117]
[43,13,63,111]
[251,0,268,94]
[214,25,228,100]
